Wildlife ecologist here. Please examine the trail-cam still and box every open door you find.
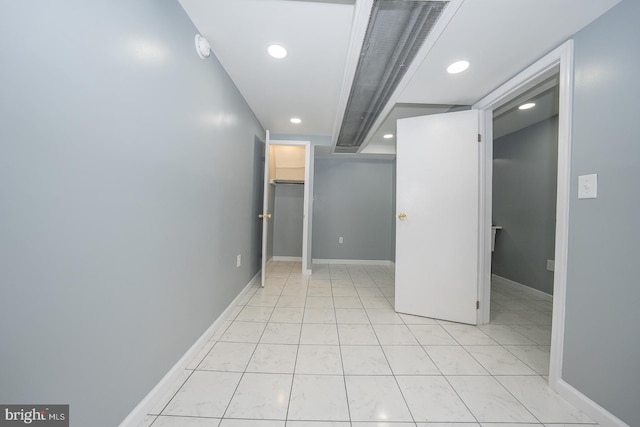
[395,110,480,325]
[259,131,274,287]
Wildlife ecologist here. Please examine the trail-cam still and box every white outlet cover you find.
[578,174,597,199]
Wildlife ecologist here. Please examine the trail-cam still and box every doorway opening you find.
[474,40,574,391]
[489,75,560,380]
[260,134,312,286]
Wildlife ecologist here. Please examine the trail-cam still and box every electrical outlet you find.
[236,254,241,268]
[338,236,344,244]
[546,259,555,272]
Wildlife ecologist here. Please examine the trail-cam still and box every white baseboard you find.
[118,272,260,427]
[272,256,302,262]
[312,259,394,266]
[556,379,629,427]
[491,274,553,302]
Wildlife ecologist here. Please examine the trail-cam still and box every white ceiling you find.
[178,0,619,152]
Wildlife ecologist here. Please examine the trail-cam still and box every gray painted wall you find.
[273,184,304,257]
[563,1,640,425]
[0,2,264,426]
[313,157,394,261]
[492,116,558,295]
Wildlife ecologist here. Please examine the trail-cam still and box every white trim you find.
[272,256,302,262]
[556,379,630,427]
[473,39,574,393]
[492,274,553,302]
[312,259,394,266]
[118,273,259,427]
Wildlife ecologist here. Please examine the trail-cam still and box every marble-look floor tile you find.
[496,376,593,424]
[382,345,439,375]
[365,308,404,324]
[477,325,536,345]
[490,310,535,325]
[236,306,274,322]
[407,325,457,346]
[396,376,475,422]
[148,370,193,415]
[503,345,550,375]
[162,371,241,418]
[480,424,541,427]
[415,423,481,427]
[219,419,284,426]
[198,342,256,372]
[464,346,537,375]
[288,422,350,427]
[276,296,307,308]
[225,373,292,419]
[307,286,333,297]
[210,321,232,342]
[345,376,413,422]
[247,294,280,307]
[288,375,350,421]
[306,296,335,308]
[423,346,487,375]
[187,342,215,370]
[447,376,537,423]
[135,414,156,427]
[360,297,392,309]
[356,288,384,297]
[300,323,339,345]
[337,324,379,345]
[303,307,337,323]
[333,296,364,309]
[260,322,302,344]
[246,344,297,373]
[331,287,359,297]
[270,307,304,323]
[152,416,220,426]
[335,308,370,324]
[398,313,439,325]
[510,324,552,345]
[295,345,343,375]
[219,322,266,343]
[442,325,497,345]
[341,345,392,375]
[373,324,419,345]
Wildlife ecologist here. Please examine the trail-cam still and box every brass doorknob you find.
[258,213,272,219]
[398,212,407,220]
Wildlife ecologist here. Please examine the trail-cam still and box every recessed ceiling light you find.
[447,60,470,74]
[383,134,394,139]
[268,44,287,59]
[290,117,301,124]
[519,102,536,110]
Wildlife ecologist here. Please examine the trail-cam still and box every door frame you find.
[473,39,574,392]
[267,138,312,276]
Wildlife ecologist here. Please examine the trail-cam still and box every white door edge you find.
[472,39,574,392]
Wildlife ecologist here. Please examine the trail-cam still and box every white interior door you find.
[395,110,480,325]
[260,131,274,287]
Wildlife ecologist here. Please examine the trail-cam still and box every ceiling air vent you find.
[335,0,448,153]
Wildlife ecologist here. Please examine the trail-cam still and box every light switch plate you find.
[578,174,598,199]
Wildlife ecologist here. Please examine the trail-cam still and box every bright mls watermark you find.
[0,405,68,426]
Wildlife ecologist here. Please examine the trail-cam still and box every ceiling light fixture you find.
[268,44,287,59]
[447,60,470,74]
[195,34,211,59]
[519,102,536,110]
[290,117,301,124]
[383,134,394,139]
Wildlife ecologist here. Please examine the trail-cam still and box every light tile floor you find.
[139,262,597,427]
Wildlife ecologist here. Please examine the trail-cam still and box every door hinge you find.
[477,133,481,143]
[476,300,480,310]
